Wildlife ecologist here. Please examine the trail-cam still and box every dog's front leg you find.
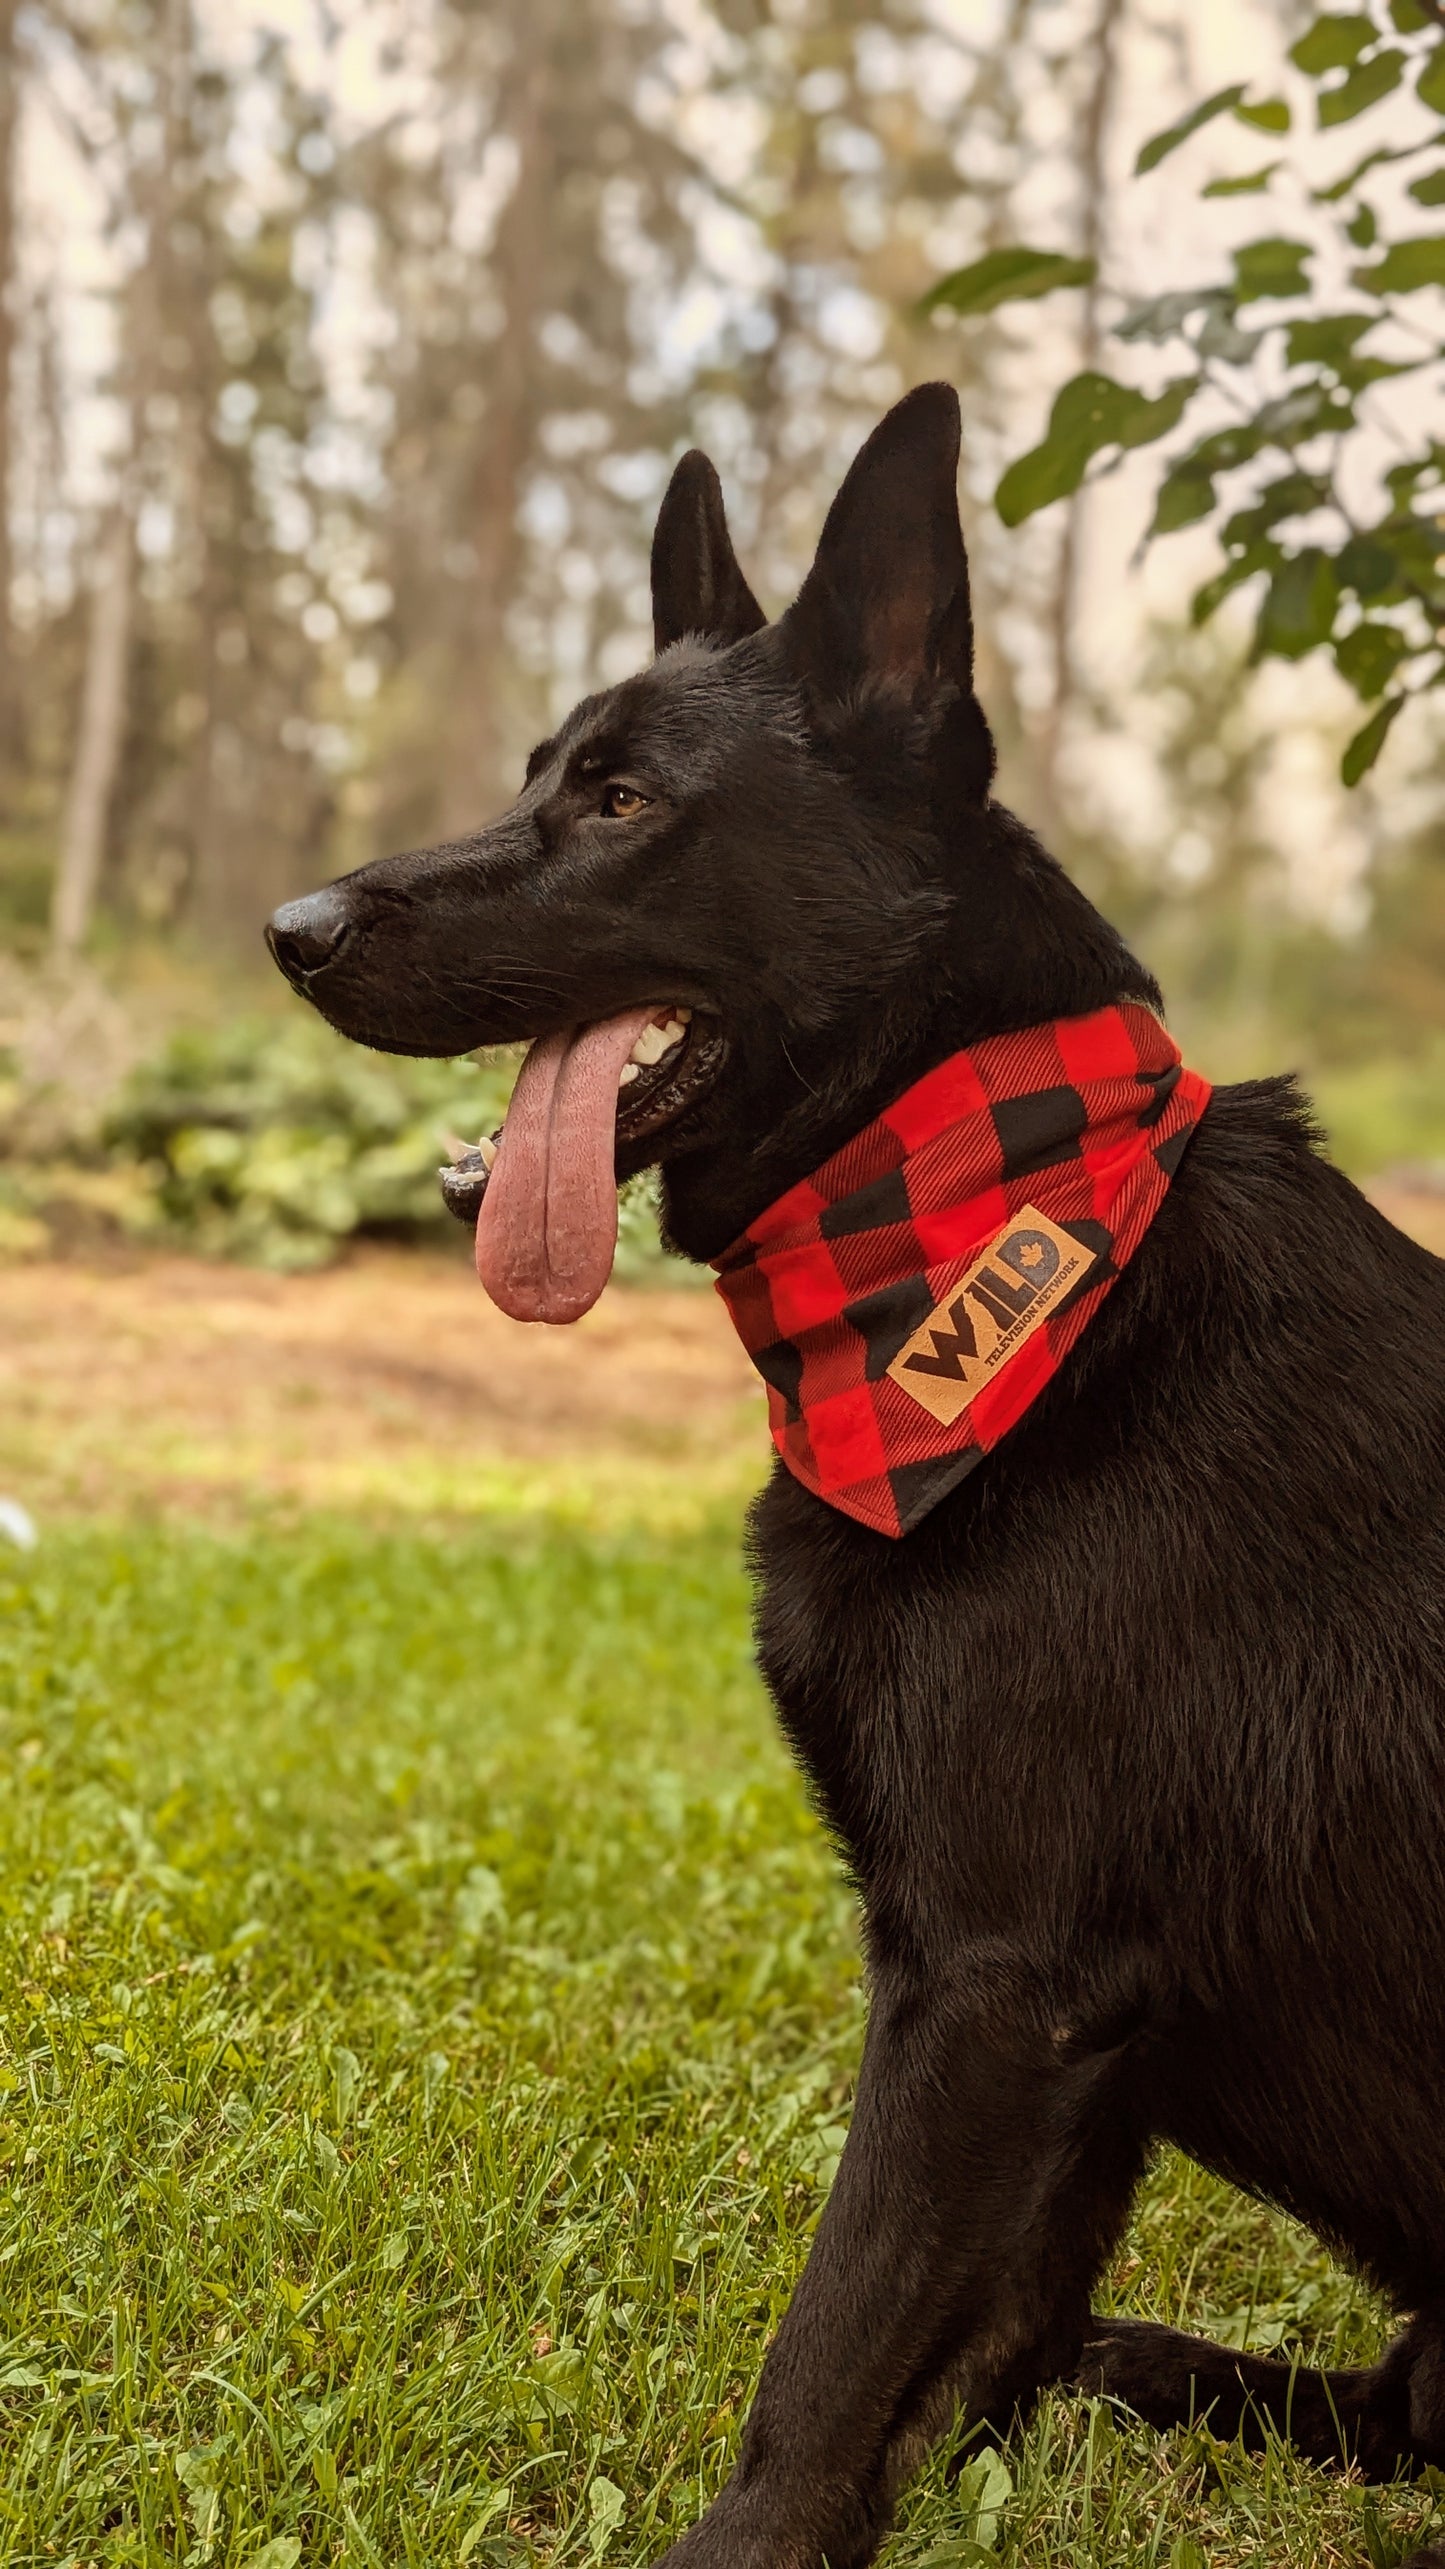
[654,1962,1146,2569]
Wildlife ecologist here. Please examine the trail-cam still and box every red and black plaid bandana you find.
[712,1003,1211,1538]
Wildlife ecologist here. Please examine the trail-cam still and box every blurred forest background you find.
[0,0,1441,1272]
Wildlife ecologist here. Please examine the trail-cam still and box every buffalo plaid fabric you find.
[713,1003,1212,1538]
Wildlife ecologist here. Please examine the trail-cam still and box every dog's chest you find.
[748,1468,1006,1888]
[745,1454,1158,1944]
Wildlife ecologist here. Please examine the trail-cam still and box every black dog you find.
[267,385,1445,2569]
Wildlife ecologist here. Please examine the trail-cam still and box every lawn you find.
[1,1498,1441,2568]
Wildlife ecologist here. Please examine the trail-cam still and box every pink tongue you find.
[474,1006,659,1324]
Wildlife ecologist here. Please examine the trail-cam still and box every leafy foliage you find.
[102,1021,516,1269]
[0,1013,684,1278]
[996,374,1197,525]
[930,0,1445,780]
[922,247,1097,317]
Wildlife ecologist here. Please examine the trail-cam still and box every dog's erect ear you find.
[785,383,974,697]
[651,450,766,654]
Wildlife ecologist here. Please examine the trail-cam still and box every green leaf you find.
[1408,164,1445,202]
[1419,47,1445,113]
[1284,312,1376,366]
[1335,620,1411,697]
[995,372,1198,525]
[1386,517,1445,586]
[1337,352,1423,389]
[589,2478,626,2528]
[1318,50,1405,125]
[1221,470,1332,548]
[1352,233,1445,289]
[1255,549,1340,659]
[1112,381,1205,453]
[920,246,1096,317]
[1232,237,1313,300]
[242,2545,302,2569]
[1189,421,1273,474]
[1235,97,1292,132]
[1314,142,1417,199]
[1150,468,1217,534]
[1291,14,1377,73]
[1181,385,1351,480]
[1341,692,1406,781]
[953,2449,1014,2551]
[588,2475,626,2555]
[1338,534,1402,597]
[1135,85,1247,174]
[994,441,1088,529]
[1384,441,1445,499]
[1203,163,1282,196]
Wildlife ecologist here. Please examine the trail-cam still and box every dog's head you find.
[267,384,1149,1312]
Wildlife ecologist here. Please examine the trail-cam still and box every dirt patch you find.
[1,1185,1438,1524]
[0,1245,764,1522]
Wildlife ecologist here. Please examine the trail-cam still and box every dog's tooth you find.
[477,1134,497,1169]
[618,1061,640,1085]
[630,1024,672,1066]
[674,1006,692,1023]
[443,1132,470,1165]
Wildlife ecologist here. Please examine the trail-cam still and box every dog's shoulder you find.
[1078,1067,1445,1532]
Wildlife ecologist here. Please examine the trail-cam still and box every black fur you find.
[267,385,1445,2569]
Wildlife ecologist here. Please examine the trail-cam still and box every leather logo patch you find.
[886,1206,1100,1426]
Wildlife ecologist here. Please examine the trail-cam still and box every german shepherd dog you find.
[267,387,1445,2569]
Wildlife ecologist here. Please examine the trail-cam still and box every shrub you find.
[98,1015,691,1278]
[103,1017,515,1269]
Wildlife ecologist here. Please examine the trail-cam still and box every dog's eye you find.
[601,782,650,819]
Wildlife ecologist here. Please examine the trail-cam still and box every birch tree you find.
[0,0,20,776]
[50,506,131,952]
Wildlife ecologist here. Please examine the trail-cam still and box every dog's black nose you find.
[266,887,350,983]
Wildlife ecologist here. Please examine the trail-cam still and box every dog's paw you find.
[1075,2316,1184,2416]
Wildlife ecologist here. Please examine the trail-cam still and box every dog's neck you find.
[660,802,1162,1264]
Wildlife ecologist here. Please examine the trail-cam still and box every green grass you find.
[0,1511,1440,2568]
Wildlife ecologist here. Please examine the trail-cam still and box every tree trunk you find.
[0,0,20,773]
[51,511,133,956]
[439,2,553,838]
[1041,0,1126,804]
